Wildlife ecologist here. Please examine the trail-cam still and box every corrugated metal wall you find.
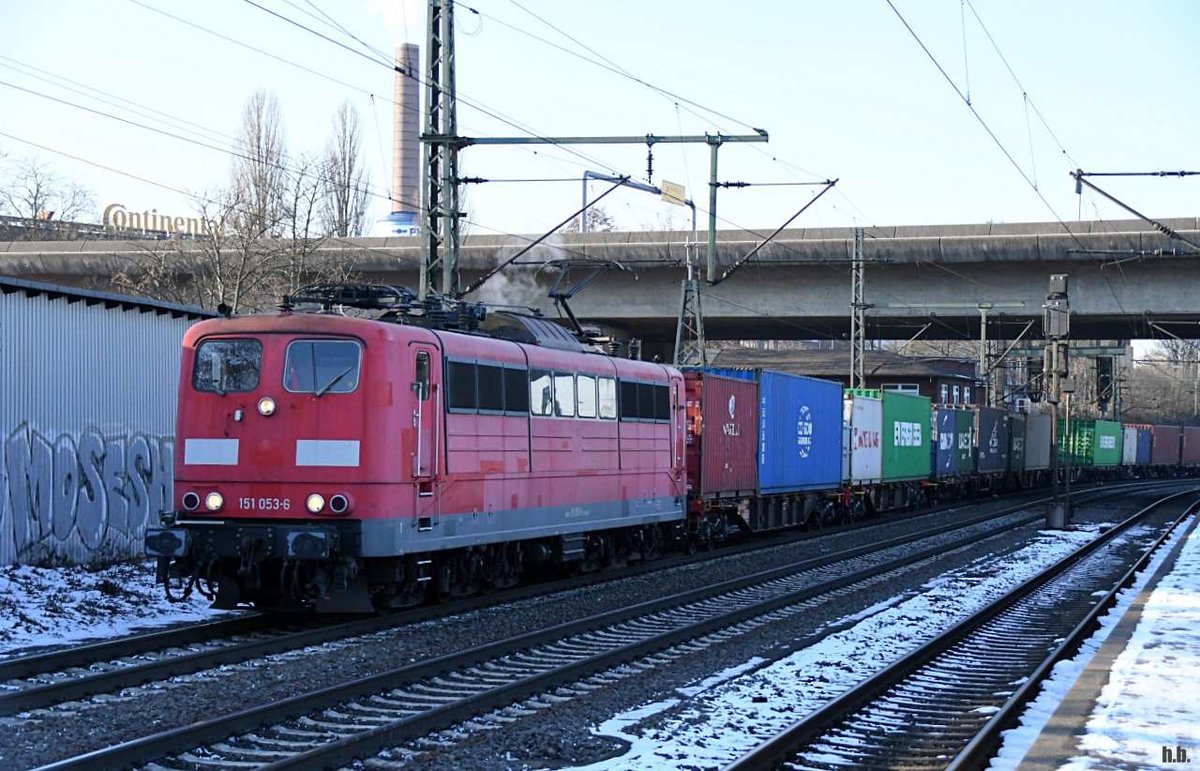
[1,291,197,565]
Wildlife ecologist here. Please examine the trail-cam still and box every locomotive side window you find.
[284,340,361,395]
[619,380,639,420]
[617,380,670,422]
[194,338,262,393]
[446,360,477,411]
[637,383,657,420]
[504,367,529,413]
[553,373,576,417]
[598,377,617,419]
[530,370,553,416]
[576,374,597,418]
[653,383,670,420]
[477,364,504,412]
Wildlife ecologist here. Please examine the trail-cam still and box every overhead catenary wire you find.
[232,0,629,177]
[243,0,883,261]
[0,55,236,149]
[963,0,1080,169]
[0,77,409,210]
[125,0,617,181]
[461,0,882,227]
[884,0,1147,339]
[0,127,625,272]
[232,0,879,290]
[18,0,1020,333]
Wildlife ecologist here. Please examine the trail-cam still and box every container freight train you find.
[144,285,1199,612]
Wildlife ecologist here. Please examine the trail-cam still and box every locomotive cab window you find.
[284,340,361,395]
[194,338,262,393]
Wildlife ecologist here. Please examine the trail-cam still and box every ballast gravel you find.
[0,485,1173,769]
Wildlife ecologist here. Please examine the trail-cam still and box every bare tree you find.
[559,205,615,234]
[112,89,365,312]
[114,164,357,314]
[232,90,288,237]
[321,101,370,237]
[0,155,95,221]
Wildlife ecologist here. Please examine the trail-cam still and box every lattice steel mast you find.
[849,227,866,388]
[420,0,462,300]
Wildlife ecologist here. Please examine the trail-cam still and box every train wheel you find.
[490,543,522,590]
[817,500,840,528]
[644,525,664,560]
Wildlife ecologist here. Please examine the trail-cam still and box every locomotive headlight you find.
[204,491,224,511]
[181,491,200,511]
[306,493,326,513]
[257,396,276,416]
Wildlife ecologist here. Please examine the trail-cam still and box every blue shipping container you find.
[933,408,955,477]
[1136,426,1153,465]
[703,367,844,493]
[976,407,1010,473]
[701,367,757,382]
[932,407,973,478]
[758,371,844,493]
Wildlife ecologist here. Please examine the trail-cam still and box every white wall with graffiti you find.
[1,280,210,565]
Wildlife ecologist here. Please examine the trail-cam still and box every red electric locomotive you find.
[146,285,686,611]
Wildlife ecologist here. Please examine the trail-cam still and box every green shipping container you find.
[882,390,932,481]
[1059,418,1123,467]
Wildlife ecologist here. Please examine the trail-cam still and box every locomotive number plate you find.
[239,497,292,512]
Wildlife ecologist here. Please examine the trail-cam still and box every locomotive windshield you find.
[284,339,362,395]
[193,338,262,394]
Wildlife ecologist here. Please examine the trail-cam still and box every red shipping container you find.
[1182,426,1200,464]
[1151,425,1182,465]
[684,372,758,497]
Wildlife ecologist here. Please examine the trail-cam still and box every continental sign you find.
[103,203,215,237]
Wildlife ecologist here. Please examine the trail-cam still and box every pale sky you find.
[0,0,1196,238]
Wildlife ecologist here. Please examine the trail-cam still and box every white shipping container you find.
[1024,413,1053,471]
[1122,427,1139,466]
[0,278,212,565]
[844,394,882,483]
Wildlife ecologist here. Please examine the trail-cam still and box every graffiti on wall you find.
[1,423,174,564]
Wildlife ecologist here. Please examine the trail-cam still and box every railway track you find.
[34,484,1170,770]
[1,480,1129,720]
[727,487,1199,771]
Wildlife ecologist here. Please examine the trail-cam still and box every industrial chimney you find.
[392,42,420,219]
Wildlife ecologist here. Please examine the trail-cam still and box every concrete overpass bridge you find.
[1,217,1197,343]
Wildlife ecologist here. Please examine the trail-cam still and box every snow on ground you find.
[1072,523,1200,767]
[987,519,1194,770]
[0,560,229,657]
[991,519,1200,770]
[575,524,1118,770]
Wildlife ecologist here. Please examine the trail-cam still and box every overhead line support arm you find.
[710,179,838,286]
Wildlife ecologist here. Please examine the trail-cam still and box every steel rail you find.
[726,487,1199,771]
[34,483,1166,770]
[2,479,1170,721]
[948,495,1200,768]
[0,612,267,680]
